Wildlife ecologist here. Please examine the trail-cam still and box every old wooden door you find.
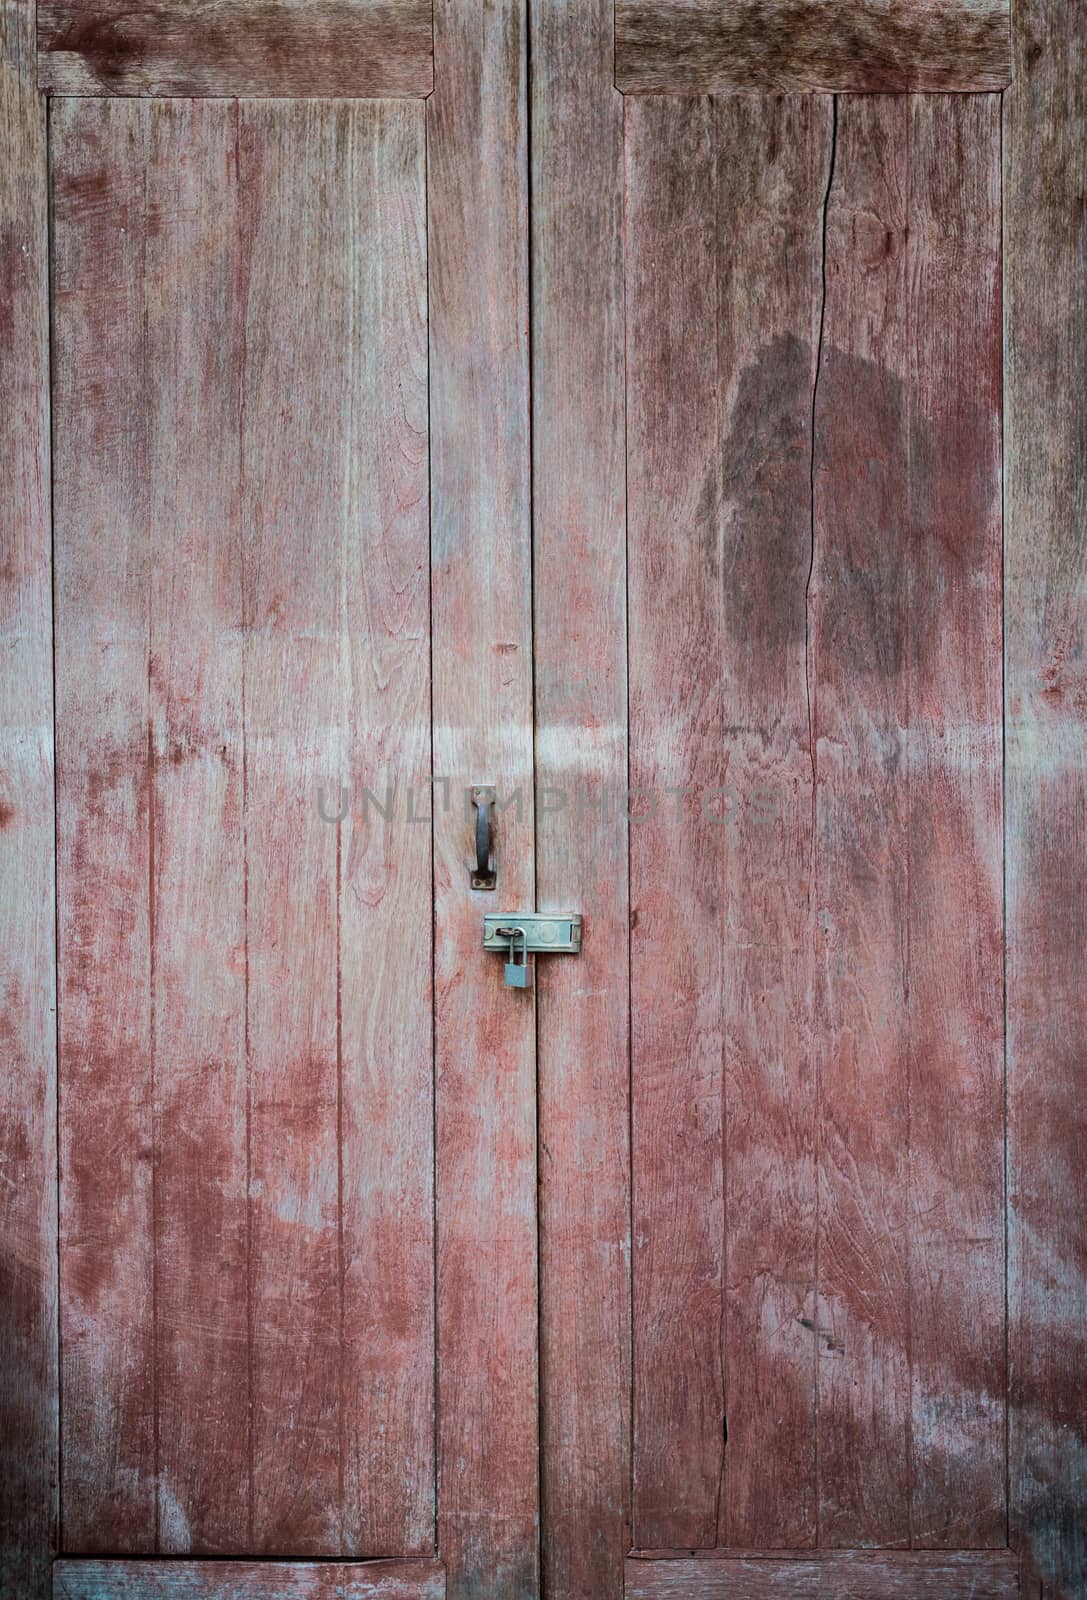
[3,0,1086,1598]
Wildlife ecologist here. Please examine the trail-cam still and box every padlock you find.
[503,926,531,990]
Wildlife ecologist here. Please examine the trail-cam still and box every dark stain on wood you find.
[37,0,435,97]
[721,333,813,669]
[615,0,1012,92]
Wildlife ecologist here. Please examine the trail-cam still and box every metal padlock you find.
[503,926,531,990]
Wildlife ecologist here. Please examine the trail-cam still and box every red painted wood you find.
[54,99,158,1551]
[714,96,831,1549]
[52,97,433,1557]
[53,1560,445,1599]
[240,100,432,1556]
[1005,0,1087,1591]
[626,87,1005,1555]
[335,104,434,1557]
[625,93,725,1550]
[624,1550,1020,1599]
[427,0,538,1595]
[38,0,434,97]
[136,101,249,1556]
[0,0,57,1590]
[530,1,630,1596]
[813,92,1004,1545]
[811,95,913,1546]
[625,94,832,1548]
[905,93,1004,1546]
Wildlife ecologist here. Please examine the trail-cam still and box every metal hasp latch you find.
[483,913,583,991]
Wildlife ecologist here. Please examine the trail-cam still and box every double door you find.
[6,0,1054,1594]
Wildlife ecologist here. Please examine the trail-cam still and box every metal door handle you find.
[470,785,496,891]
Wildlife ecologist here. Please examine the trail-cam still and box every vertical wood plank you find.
[716,94,830,1549]
[625,94,724,1549]
[54,99,157,1552]
[241,100,434,1555]
[529,1,630,1595]
[812,95,912,1546]
[0,0,56,1587]
[626,94,832,1551]
[427,0,538,1593]
[143,101,249,1556]
[906,93,1004,1547]
[337,102,434,1559]
[241,109,342,1547]
[1006,0,1087,1587]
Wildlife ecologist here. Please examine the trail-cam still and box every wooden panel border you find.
[0,0,57,1592]
[53,1560,446,1599]
[614,0,1012,93]
[36,0,434,97]
[1005,0,1087,1594]
[625,1550,1021,1599]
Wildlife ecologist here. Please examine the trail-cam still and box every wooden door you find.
[2,1,1086,1599]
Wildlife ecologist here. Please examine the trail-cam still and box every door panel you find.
[625,90,1004,1552]
[4,0,1085,1590]
[52,95,434,1556]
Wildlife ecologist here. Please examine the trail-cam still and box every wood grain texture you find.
[626,89,1004,1553]
[813,93,1004,1546]
[1005,0,1087,1590]
[905,93,1004,1547]
[625,93,724,1550]
[0,0,56,1590]
[144,100,249,1557]
[529,1,630,1596]
[427,0,537,1595]
[614,0,1011,92]
[625,94,831,1549]
[54,98,158,1551]
[53,97,433,1557]
[37,0,433,97]
[240,99,432,1558]
[714,95,830,1549]
[624,1550,1021,1599]
[53,1560,446,1599]
[811,94,913,1547]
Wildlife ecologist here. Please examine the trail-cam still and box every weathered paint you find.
[615,0,1011,92]
[52,96,434,1556]
[624,94,832,1548]
[427,0,539,1596]
[37,0,433,96]
[52,1560,446,1600]
[1005,0,1087,1591]
[530,1,631,1596]
[625,89,1006,1553]
[0,0,56,1590]
[624,1550,1021,1599]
